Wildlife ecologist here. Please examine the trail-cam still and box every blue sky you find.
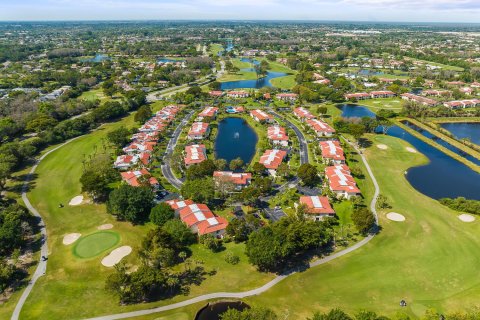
[1,0,480,22]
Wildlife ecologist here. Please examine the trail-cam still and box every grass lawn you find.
[358,98,404,112]
[270,75,296,90]
[73,231,120,258]
[7,106,274,320]
[218,70,257,82]
[78,88,115,102]
[209,43,223,56]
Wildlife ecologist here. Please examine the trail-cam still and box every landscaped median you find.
[395,118,480,174]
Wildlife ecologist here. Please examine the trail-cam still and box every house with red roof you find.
[325,165,361,199]
[250,109,274,123]
[188,122,210,140]
[460,87,474,95]
[213,171,252,191]
[114,154,140,170]
[227,91,249,98]
[209,91,224,98]
[345,92,371,101]
[123,141,156,154]
[319,140,345,165]
[184,144,207,167]
[293,107,315,121]
[306,119,335,137]
[259,149,287,175]
[166,201,228,237]
[400,93,438,107]
[267,126,289,147]
[422,90,451,97]
[131,131,160,143]
[276,93,298,101]
[443,99,480,109]
[370,91,395,99]
[198,106,219,119]
[299,196,335,221]
[120,168,159,188]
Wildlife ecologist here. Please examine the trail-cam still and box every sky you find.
[1,0,480,23]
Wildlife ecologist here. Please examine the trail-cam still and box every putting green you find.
[73,231,120,258]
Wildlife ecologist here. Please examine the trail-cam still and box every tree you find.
[199,234,223,252]
[226,215,260,242]
[220,307,277,320]
[134,105,152,124]
[297,163,319,187]
[80,170,109,201]
[349,123,366,141]
[149,203,175,226]
[252,162,266,176]
[107,185,154,223]
[181,178,215,203]
[214,158,227,171]
[224,251,240,265]
[309,308,352,320]
[208,81,221,90]
[0,155,15,194]
[162,219,196,246]
[351,207,376,235]
[229,157,244,171]
[316,106,328,115]
[276,162,289,178]
[25,114,58,133]
[107,127,131,148]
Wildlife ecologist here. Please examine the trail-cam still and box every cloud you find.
[343,0,480,10]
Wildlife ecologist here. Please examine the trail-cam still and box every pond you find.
[81,54,109,63]
[215,117,258,165]
[387,126,480,200]
[157,57,184,63]
[195,301,250,320]
[440,122,480,145]
[337,104,376,118]
[402,121,480,166]
[220,58,287,90]
[358,69,384,76]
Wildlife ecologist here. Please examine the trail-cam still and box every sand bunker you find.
[377,144,388,150]
[69,195,84,206]
[458,214,475,222]
[406,147,417,153]
[97,224,113,230]
[386,212,406,222]
[63,233,81,245]
[101,246,132,267]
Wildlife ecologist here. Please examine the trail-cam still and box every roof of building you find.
[306,119,336,134]
[120,168,159,187]
[267,126,289,141]
[325,165,360,194]
[259,149,287,169]
[319,140,345,161]
[299,196,335,215]
[293,107,315,119]
[250,109,273,121]
[213,171,252,185]
[199,106,219,117]
[188,122,209,136]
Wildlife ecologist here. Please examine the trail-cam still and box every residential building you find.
[319,140,345,165]
[209,91,224,98]
[184,144,207,167]
[345,92,371,100]
[120,168,159,188]
[276,93,298,101]
[250,109,274,123]
[400,93,438,107]
[188,122,210,140]
[198,106,219,119]
[227,91,249,98]
[325,165,361,199]
[370,91,395,99]
[213,171,252,190]
[259,149,287,175]
[299,196,335,221]
[444,99,480,109]
[123,141,156,154]
[306,119,336,137]
[267,126,289,147]
[293,107,315,121]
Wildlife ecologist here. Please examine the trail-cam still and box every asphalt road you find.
[160,111,195,190]
[269,110,309,165]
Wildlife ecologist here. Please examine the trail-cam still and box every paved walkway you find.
[83,138,381,320]
[11,137,82,320]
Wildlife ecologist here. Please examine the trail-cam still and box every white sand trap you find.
[69,195,84,206]
[377,144,388,150]
[387,212,406,222]
[63,233,81,245]
[97,224,113,230]
[101,246,132,267]
[458,214,475,222]
[406,147,417,153]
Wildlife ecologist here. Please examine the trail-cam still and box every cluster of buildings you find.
[292,107,336,137]
[344,91,396,101]
[114,105,182,189]
[166,199,229,237]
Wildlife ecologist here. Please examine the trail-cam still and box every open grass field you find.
[79,88,108,102]
[270,75,296,89]
[358,98,404,112]
[145,133,480,320]
[1,105,274,320]
[73,231,120,258]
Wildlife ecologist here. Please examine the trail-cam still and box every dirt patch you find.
[376,144,388,150]
[386,212,406,222]
[406,147,417,153]
[458,214,475,222]
[101,246,132,267]
[69,195,84,206]
[63,233,81,245]
[97,224,113,230]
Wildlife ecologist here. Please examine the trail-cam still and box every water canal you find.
[440,122,480,145]
[214,117,258,165]
[338,105,480,200]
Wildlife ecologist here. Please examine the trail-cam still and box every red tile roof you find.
[293,107,315,119]
[188,122,209,137]
[199,107,219,118]
[267,126,289,141]
[250,109,273,121]
[213,171,252,185]
[184,144,207,165]
[325,165,360,194]
[306,119,335,134]
[120,168,159,187]
[299,196,335,215]
[259,149,287,170]
[319,140,345,162]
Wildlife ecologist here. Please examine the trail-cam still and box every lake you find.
[402,121,480,166]
[81,54,109,63]
[440,122,480,145]
[158,57,184,63]
[387,126,480,200]
[214,117,258,165]
[220,58,287,90]
[195,301,249,320]
[337,104,376,118]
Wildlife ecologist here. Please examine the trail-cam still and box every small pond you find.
[440,122,480,146]
[337,104,376,118]
[215,117,258,165]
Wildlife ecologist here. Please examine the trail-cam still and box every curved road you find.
[83,137,381,320]
[11,136,82,320]
[161,111,195,189]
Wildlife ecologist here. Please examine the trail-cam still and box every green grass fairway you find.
[73,231,120,258]
[270,75,296,89]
